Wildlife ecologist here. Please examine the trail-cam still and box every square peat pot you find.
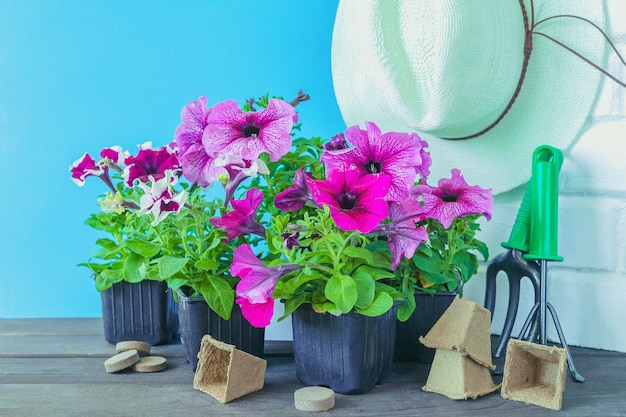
[101,280,179,346]
[291,304,397,395]
[176,289,265,370]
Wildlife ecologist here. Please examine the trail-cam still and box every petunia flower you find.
[275,168,316,212]
[70,153,104,186]
[137,171,188,226]
[371,197,429,270]
[99,146,126,166]
[322,122,430,201]
[322,133,349,151]
[231,244,303,328]
[98,191,126,214]
[124,142,182,187]
[174,96,224,187]
[309,164,390,233]
[202,98,296,162]
[214,153,269,207]
[412,169,493,229]
[210,188,266,241]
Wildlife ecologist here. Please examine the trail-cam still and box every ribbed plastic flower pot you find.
[101,280,179,346]
[176,289,265,370]
[291,304,398,395]
[394,291,458,363]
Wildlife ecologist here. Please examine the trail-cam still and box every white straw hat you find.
[331,0,607,194]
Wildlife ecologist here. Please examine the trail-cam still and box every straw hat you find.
[331,0,607,194]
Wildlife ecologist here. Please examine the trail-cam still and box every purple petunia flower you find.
[137,172,188,226]
[412,169,493,229]
[231,244,303,328]
[174,96,224,187]
[372,197,429,270]
[322,122,430,201]
[323,133,349,151]
[274,168,316,212]
[309,164,390,233]
[124,142,181,187]
[202,98,296,162]
[210,188,266,241]
[70,153,104,186]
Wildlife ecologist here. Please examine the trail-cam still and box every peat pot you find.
[101,280,179,345]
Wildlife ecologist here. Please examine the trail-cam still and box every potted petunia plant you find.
[70,91,306,359]
[212,121,493,393]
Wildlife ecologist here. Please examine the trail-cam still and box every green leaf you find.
[412,251,445,274]
[343,246,374,264]
[199,277,235,320]
[357,265,395,281]
[165,277,188,291]
[325,274,357,314]
[123,252,149,283]
[157,256,189,280]
[356,291,394,317]
[94,274,113,292]
[396,295,416,322]
[125,238,161,258]
[352,270,375,309]
[280,295,307,320]
[194,258,217,271]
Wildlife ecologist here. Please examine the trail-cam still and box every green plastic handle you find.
[501,182,532,252]
[524,145,564,262]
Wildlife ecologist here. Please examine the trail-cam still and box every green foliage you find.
[270,207,404,320]
[392,214,489,310]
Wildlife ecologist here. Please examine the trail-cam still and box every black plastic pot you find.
[291,304,398,395]
[177,289,265,370]
[101,280,179,346]
[394,291,458,363]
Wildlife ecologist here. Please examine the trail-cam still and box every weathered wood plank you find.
[2,319,626,417]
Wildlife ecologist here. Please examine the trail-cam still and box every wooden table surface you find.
[1,318,625,417]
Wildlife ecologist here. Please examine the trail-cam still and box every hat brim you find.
[331,0,607,194]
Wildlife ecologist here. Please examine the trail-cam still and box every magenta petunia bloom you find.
[137,172,188,226]
[309,164,391,233]
[322,122,430,201]
[210,188,266,241]
[70,153,104,186]
[274,168,316,212]
[202,98,296,162]
[231,244,303,328]
[99,146,125,166]
[372,197,429,269]
[124,142,182,187]
[174,96,224,187]
[412,169,493,229]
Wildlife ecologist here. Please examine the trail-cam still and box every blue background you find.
[0,1,343,318]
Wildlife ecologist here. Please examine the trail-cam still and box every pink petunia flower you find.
[174,96,224,187]
[412,169,493,229]
[231,244,303,328]
[322,122,431,201]
[70,153,104,186]
[137,172,188,226]
[275,168,316,212]
[372,197,429,270]
[209,188,266,241]
[309,164,390,233]
[124,142,182,187]
[202,98,296,162]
